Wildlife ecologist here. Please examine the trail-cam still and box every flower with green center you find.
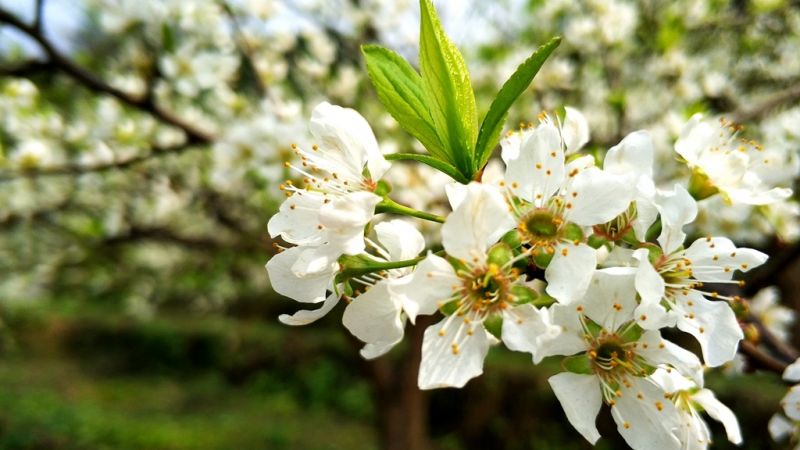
[394,182,556,389]
[500,111,633,304]
[539,267,704,450]
[633,231,767,366]
[676,114,793,205]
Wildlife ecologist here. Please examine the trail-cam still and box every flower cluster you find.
[266,100,790,449]
[770,358,800,449]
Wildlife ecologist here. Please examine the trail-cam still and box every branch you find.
[0,7,214,144]
[739,341,788,375]
[0,59,54,77]
[749,313,800,362]
[0,141,202,182]
[33,0,45,32]
[744,239,800,296]
[103,226,249,253]
[733,83,800,123]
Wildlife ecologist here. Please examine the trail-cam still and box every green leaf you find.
[385,152,469,183]
[418,0,477,179]
[361,45,446,160]
[473,37,561,171]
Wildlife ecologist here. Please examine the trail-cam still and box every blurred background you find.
[1,0,799,448]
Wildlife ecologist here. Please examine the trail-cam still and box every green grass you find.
[0,355,377,450]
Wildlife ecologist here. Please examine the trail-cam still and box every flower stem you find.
[376,197,445,223]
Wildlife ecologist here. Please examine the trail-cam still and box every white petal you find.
[564,167,633,226]
[611,377,682,450]
[499,129,526,162]
[673,291,742,367]
[728,186,793,205]
[392,254,457,324]
[768,414,794,441]
[441,182,515,262]
[632,249,673,330]
[632,194,659,242]
[782,386,800,421]
[692,389,743,444]
[638,331,704,386]
[266,246,332,303]
[604,130,654,180]
[655,185,697,254]
[783,358,800,382]
[562,106,589,154]
[650,368,696,394]
[290,243,341,277]
[548,372,602,444]
[674,114,708,166]
[360,341,399,360]
[342,281,404,346]
[582,266,638,327]
[319,191,381,255]
[267,191,326,245]
[501,304,554,361]
[444,182,469,211]
[684,237,768,281]
[309,102,389,180]
[374,219,425,261]
[418,318,491,389]
[503,122,564,204]
[279,293,339,326]
[545,242,596,304]
[535,304,588,359]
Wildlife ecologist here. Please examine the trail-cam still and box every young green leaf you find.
[385,152,469,183]
[418,0,477,179]
[361,45,446,160]
[473,36,562,171]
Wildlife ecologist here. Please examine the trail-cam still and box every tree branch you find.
[0,59,54,77]
[733,83,800,123]
[0,141,203,182]
[739,340,788,375]
[749,313,800,362]
[0,7,214,144]
[33,0,45,32]
[744,240,800,296]
[103,226,249,253]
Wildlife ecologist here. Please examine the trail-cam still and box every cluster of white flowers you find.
[771,359,800,448]
[266,100,795,449]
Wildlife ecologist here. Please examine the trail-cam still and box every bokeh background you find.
[1,0,799,448]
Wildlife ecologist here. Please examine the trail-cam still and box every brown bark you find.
[363,315,436,450]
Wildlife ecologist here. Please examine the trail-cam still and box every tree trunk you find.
[364,315,435,450]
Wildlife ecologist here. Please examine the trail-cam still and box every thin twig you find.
[734,83,800,123]
[739,340,789,375]
[0,7,214,144]
[0,142,202,182]
[744,240,800,296]
[749,313,800,362]
[32,0,45,32]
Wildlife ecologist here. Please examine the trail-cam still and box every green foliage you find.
[473,37,561,172]
[384,152,467,184]
[361,45,446,160]
[418,0,478,178]
[363,0,559,183]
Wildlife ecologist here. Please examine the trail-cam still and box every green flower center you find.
[463,264,512,310]
[521,210,560,241]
